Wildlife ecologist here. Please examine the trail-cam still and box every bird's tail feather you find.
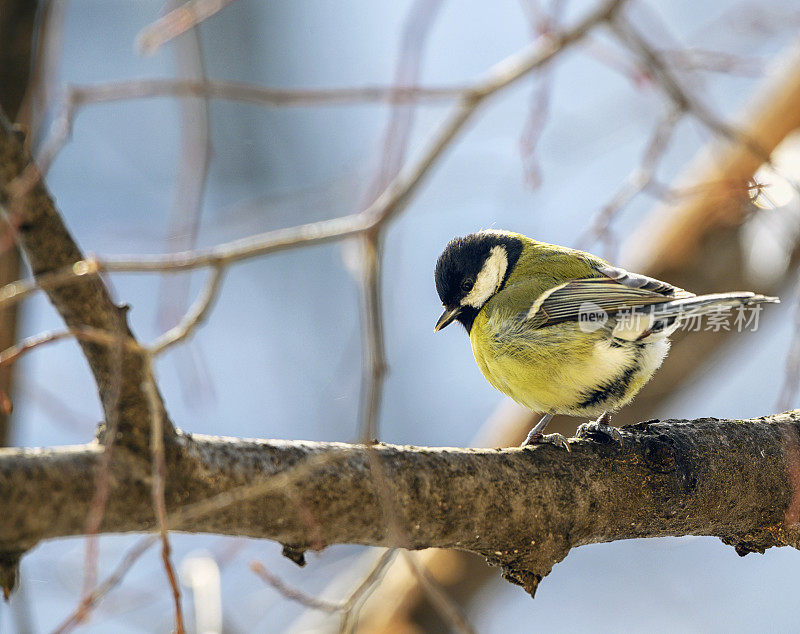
[642,292,779,321]
[611,292,779,341]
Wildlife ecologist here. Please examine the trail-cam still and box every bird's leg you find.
[576,411,623,446]
[521,413,569,451]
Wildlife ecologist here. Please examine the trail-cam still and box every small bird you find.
[433,230,778,449]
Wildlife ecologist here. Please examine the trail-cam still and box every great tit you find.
[433,229,778,449]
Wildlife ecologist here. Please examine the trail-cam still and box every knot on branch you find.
[481,539,572,598]
[0,549,23,600]
[501,567,541,597]
[281,543,308,567]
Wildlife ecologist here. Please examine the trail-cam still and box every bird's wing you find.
[594,263,689,296]
[525,265,694,330]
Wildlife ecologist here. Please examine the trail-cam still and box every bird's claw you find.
[521,432,570,452]
[576,420,623,446]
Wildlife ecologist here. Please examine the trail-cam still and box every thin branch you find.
[79,314,126,619]
[53,536,158,634]
[100,212,375,273]
[67,79,466,108]
[137,0,237,55]
[577,107,681,257]
[249,561,342,613]
[362,0,445,203]
[349,0,449,616]
[143,360,185,634]
[400,551,475,634]
[337,548,397,633]
[623,37,800,272]
[663,48,764,76]
[155,9,214,405]
[0,327,141,368]
[150,265,225,355]
[24,80,465,186]
[0,265,221,373]
[0,258,99,311]
[356,234,387,443]
[517,0,566,188]
[609,13,770,164]
[248,548,397,632]
[777,283,800,411]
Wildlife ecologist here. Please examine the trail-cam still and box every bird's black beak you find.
[434,306,461,332]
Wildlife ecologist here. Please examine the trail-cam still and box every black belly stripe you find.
[576,350,642,409]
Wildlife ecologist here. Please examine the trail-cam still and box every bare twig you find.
[79,314,126,620]
[577,107,681,258]
[624,37,800,271]
[356,234,386,443]
[54,536,158,634]
[663,48,764,76]
[362,0,445,203]
[610,13,770,164]
[250,561,343,613]
[337,549,397,633]
[101,212,375,272]
[143,361,185,634]
[68,79,465,107]
[0,264,222,371]
[156,6,214,405]
[778,285,800,411]
[137,0,238,55]
[150,265,225,354]
[249,549,397,632]
[518,0,565,188]
[0,327,141,367]
[400,551,475,634]
[350,0,447,615]
[23,80,464,187]
[0,258,98,311]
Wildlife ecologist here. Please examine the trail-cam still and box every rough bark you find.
[2,414,800,597]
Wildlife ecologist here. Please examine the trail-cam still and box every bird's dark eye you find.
[461,278,474,292]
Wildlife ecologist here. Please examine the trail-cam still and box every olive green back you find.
[496,233,606,313]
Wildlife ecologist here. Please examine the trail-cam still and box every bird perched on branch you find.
[433,230,778,450]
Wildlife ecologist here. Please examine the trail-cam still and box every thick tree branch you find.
[0,111,173,449]
[2,413,799,597]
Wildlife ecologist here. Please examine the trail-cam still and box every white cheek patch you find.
[461,245,508,308]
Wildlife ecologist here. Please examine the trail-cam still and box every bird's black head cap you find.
[434,231,523,333]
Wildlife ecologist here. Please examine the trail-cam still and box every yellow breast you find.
[468,309,668,416]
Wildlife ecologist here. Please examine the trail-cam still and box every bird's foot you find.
[521,432,570,452]
[576,418,623,446]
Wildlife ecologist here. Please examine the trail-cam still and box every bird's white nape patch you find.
[462,245,508,308]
